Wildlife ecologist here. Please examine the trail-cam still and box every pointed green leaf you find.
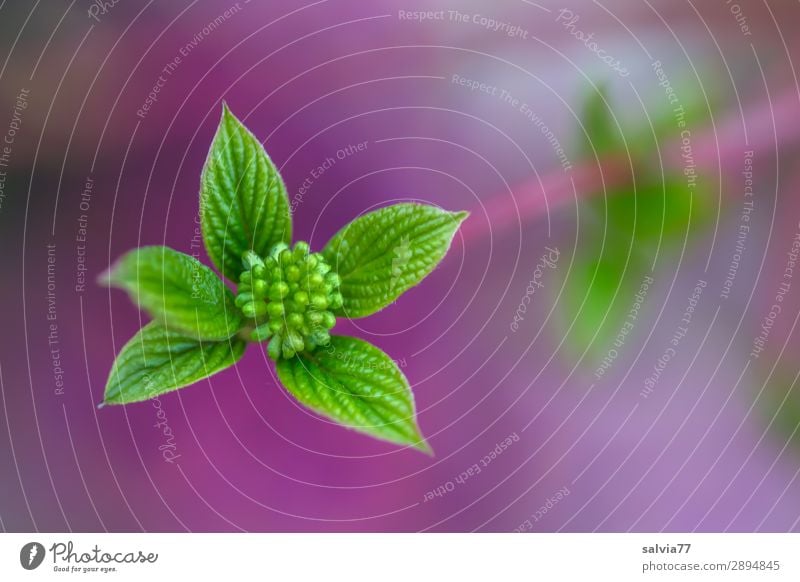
[581,83,622,156]
[579,75,718,162]
[104,322,247,405]
[275,335,431,452]
[322,203,468,318]
[100,246,243,340]
[201,104,291,281]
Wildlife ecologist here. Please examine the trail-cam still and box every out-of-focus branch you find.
[461,90,800,243]
[459,155,629,242]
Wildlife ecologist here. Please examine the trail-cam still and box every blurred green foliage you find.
[557,82,716,365]
[762,374,800,449]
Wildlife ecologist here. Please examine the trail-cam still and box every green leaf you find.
[581,83,622,156]
[104,322,247,405]
[100,246,243,340]
[760,369,800,449]
[200,104,291,281]
[275,335,431,452]
[580,75,717,161]
[322,203,468,318]
[558,248,643,356]
[587,177,712,247]
[559,178,712,360]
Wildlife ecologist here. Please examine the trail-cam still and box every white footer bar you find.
[1,533,796,580]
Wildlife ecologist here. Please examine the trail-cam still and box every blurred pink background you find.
[2,0,800,531]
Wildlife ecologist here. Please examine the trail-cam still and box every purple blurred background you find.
[2,0,800,532]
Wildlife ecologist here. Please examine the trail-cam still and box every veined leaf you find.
[100,246,242,340]
[322,203,468,318]
[201,104,291,281]
[275,335,431,452]
[104,322,246,404]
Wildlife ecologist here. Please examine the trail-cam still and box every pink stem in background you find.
[686,89,800,168]
[462,89,800,243]
[459,155,629,242]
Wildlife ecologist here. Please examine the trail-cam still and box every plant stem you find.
[460,89,800,243]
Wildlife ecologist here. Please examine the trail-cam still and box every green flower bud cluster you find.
[235,242,342,360]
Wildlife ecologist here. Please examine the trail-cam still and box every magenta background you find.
[2,0,800,532]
